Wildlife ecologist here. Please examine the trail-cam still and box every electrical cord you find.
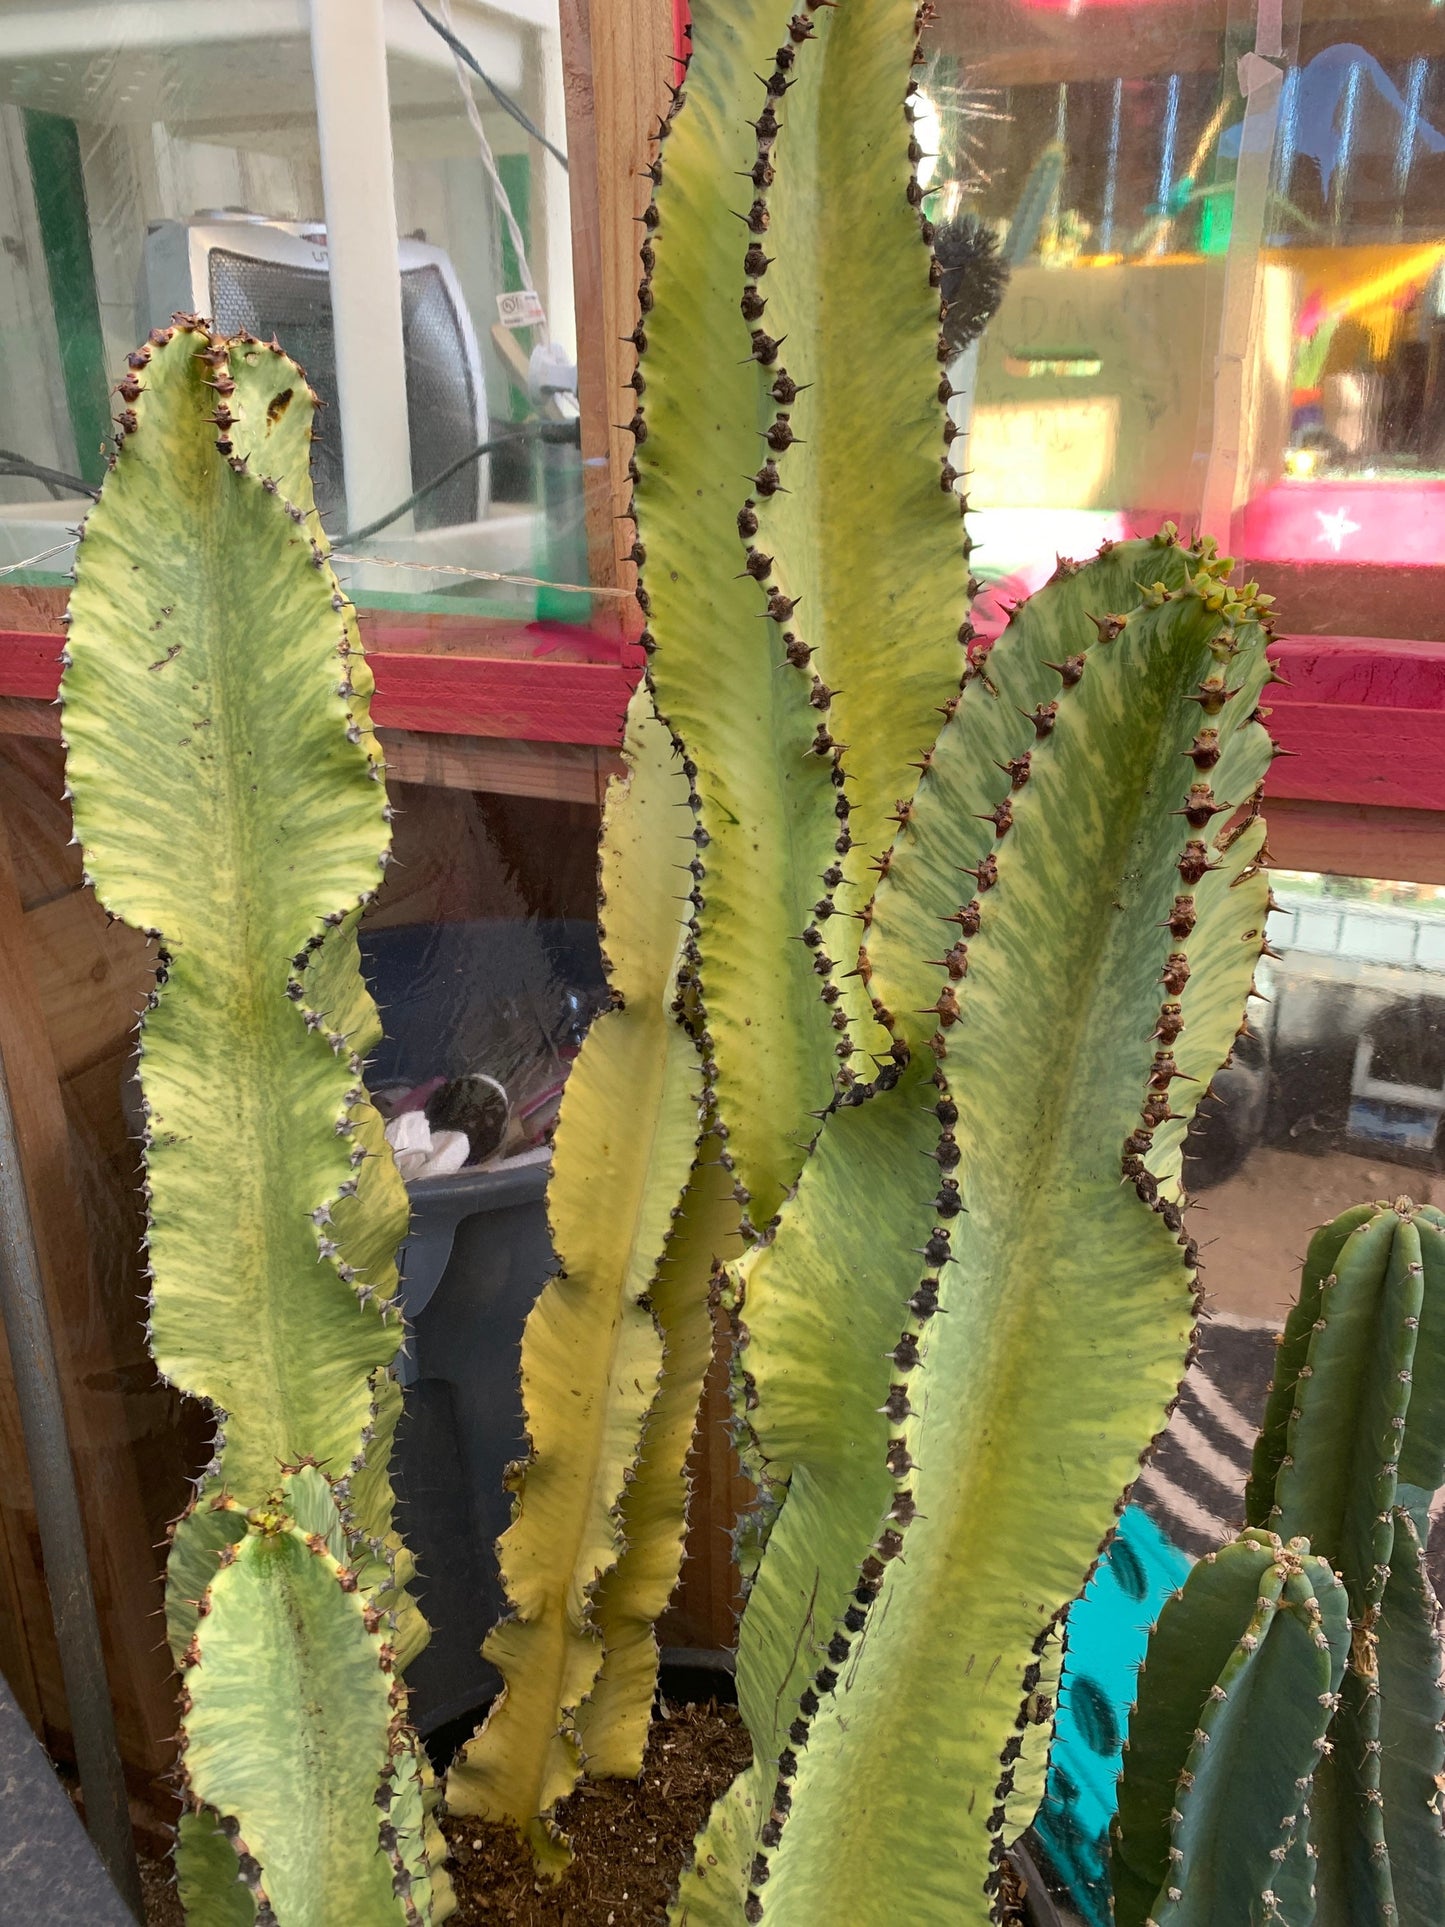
[412,0,569,171]
[0,450,99,499]
[334,416,580,545]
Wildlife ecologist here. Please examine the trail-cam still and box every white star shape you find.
[1314,506,1360,554]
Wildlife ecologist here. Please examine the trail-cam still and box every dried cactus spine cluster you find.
[62,321,450,1921]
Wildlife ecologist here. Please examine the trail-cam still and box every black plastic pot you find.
[392,1156,556,1734]
[1012,1836,1088,1927]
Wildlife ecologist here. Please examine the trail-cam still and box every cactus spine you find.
[62,322,450,1921]
[1112,1530,1350,1927]
[1246,1201,1445,1925]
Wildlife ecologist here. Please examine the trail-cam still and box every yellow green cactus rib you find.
[178,1503,421,1924]
[63,323,404,1496]
[631,0,840,1231]
[447,690,705,1867]
[678,544,1276,1925]
[672,539,1221,1927]
[578,1147,743,1776]
[726,0,966,1044]
[591,4,967,1803]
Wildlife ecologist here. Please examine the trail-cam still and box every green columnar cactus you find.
[455,0,968,1854]
[1245,1201,1445,1926]
[62,321,450,1921]
[675,537,1277,1925]
[1112,1530,1350,1927]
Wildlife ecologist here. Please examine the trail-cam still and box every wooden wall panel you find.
[0,738,186,1785]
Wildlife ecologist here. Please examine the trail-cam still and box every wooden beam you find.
[379,728,621,804]
[1265,797,1445,888]
[1267,635,1445,813]
[0,623,643,749]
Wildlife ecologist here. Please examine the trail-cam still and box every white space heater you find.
[140,215,489,531]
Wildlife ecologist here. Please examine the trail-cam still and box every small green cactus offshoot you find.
[62,321,450,1921]
[1247,1200,1445,1927]
[1115,1199,1445,1927]
[1112,1530,1350,1927]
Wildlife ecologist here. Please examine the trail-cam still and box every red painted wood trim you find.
[1268,634,1445,711]
[1265,636,1445,813]
[4,623,1445,812]
[0,628,643,749]
[0,632,57,702]
[368,651,639,746]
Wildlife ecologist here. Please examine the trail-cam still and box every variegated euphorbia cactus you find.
[62,320,451,1923]
[456,0,1283,1919]
[669,532,1277,1925]
[450,0,965,1866]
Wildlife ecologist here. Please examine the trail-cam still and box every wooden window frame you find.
[1,0,1442,882]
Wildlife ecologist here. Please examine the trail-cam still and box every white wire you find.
[440,0,539,308]
[331,550,629,598]
[0,534,623,604]
[0,539,77,578]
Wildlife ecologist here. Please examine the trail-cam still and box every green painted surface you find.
[22,110,109,488]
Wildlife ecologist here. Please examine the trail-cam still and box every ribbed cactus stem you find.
[1247,1199,1445,1927]
[676,535,1277,1925]
[61,321,449,1920]
[447,690,717,1868]
[630,0,962,1234]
